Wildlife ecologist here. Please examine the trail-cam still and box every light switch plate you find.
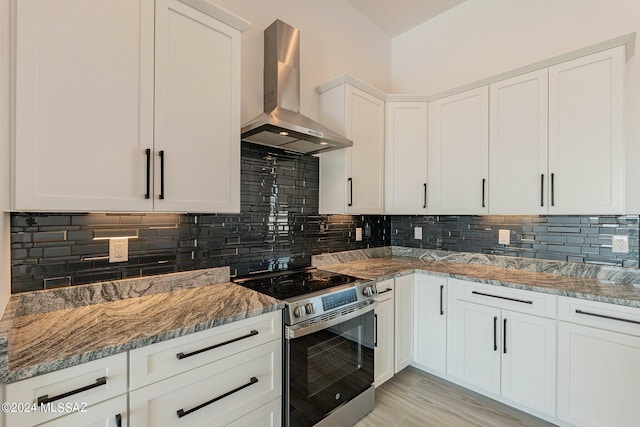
[414,227,422,240]
[355,228,363,241]
[498,229,510,245]
[612,235,629,253]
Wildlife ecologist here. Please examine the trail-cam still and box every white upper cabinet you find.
[13,0,247,212]
[318,77,385,214]
[385,101,428,214]
[489,69,549,215]
[14,0,155,212]
[428,87,489,214]
[548,45,624,214]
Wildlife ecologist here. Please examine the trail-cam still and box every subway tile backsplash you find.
[10,142,639,293]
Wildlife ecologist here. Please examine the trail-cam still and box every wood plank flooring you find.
[355,367,557,427]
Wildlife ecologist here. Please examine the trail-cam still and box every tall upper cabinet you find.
[427,87,489,215]
[385,99,428,215]
[548,46,625,214]
[318,75,385,215]
[12,0,249,212]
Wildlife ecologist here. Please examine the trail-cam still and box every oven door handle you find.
[285,301,378,340]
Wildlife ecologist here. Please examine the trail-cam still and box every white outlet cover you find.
[414,227,423,240]
[109,238,129,263]
[498,229,510,245]
[355,228,363,241]
[612,235,629,253]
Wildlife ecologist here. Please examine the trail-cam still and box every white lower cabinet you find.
[394,275,414,373]
[413,274,447,374]
[557,297,640,427]
[225,398,281,427]
[37,395,127,427]
[374,279,395,387]
[447,279,556,417]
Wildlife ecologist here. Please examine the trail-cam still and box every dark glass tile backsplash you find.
[10,143,390,293]
[390,215,639,267]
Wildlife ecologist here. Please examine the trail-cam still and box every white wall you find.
[391,0,640,212]
[211,0,391,124]
[0,0,11,315]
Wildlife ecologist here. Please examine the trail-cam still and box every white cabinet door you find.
[548,46,624,214]
[428,87,489,214]
[447,301,501,395]
[394,275,414,373]
[319,81,385,214]
[501,310,556,416]
[558,322,640,427]
[154,0,241,213]
[413,275,447,373]
[489,70,548,214]
[374,296,394,387]
[226,398,281,427]
[385,102,428,214]
[38,395,127,427]
[14,0,155,212]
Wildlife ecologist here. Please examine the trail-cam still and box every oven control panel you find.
[322,288,357,311]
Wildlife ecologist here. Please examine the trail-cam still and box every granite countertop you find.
[0,267,283,383]
[312,247,640,309]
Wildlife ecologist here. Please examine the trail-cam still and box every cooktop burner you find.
[234,268,359,300]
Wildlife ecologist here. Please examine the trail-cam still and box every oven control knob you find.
[293,306,307,318]
[305,303,315,315]
[363,285,377,297]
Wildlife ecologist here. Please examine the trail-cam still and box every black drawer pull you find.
[176,377,258,418]
[176,330,259,360]
[540,174,544,207]
[145,148,151,199]
[575,309,640,325]
[439,285,444,315]
[503,318,508,354]
[481,178,486,208]
[374,313,378,348]
[348,177,353,207]
[423,183,427,209]
[551,173,555,206]
[378,288,393,295]
[471,291,533,305]
[158,150,165,200]
[37,377,107,406]
[493,316,498,351]
[115,413,122,427]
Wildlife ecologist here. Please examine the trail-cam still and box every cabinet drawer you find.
[129,339,281,427]
[375,278,394,302]
[130,310,281,389]
[226,397,281,427]
[37,394,127,427]
[4,352,127,426]
[558,296,640,337]
[450,278,556,319]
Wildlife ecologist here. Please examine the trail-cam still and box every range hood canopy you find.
[241,20,352,155]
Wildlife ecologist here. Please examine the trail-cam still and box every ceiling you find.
[347,0,467,37]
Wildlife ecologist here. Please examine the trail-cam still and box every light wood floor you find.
[355,367,557,427]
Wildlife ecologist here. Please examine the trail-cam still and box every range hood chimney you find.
[241,20,353,155]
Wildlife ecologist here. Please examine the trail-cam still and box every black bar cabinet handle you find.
[115,413,122,427]
[540,174,544,207]
[144,148,151,199]
[176,330,258,360]
[37,377,107,406]
[576,309,640,325]
[158,150,165,200]
[423,183,427,209]
[347,177,353,207]
[378,288,393,295]
[551,173,555,206]
[176,377,258,418]
[374,314,378,347]
[493,316,498,351]
[503,318,507,354]
[472,291,533,305]
[439,285,444,315]
[482,178,486,208]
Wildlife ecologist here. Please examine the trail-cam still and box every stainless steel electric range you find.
[234,268,378,427]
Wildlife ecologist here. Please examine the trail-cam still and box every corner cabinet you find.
[384,100,428,214]
[12,0,248,213]
[373,278,395,387]
[427,87,489,215]
[318,76,385,215]
[413,274,447,374]
[394,274,414,372]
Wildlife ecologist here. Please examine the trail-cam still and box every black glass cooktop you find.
[233,268,358,300]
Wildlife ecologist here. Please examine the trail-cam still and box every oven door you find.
[284,302,376,427]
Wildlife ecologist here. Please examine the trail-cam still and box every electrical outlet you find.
[498,229,510,245]
[109,238,128,263]
[355,228,363,241]
[414,227,423,240]
[612,235,629,253]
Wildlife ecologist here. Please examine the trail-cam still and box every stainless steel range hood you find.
[241,20,352,155]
